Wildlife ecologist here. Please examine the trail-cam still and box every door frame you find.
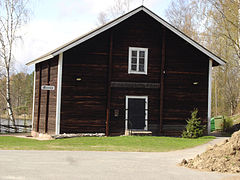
[125,96,148,131]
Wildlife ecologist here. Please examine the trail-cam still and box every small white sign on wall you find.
[41,85,55,91]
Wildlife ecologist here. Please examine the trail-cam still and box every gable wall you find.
[59,11,209,135]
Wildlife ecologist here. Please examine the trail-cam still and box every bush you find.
[182,108,206,138]
[225,123,240,135]
[224,116,233,130]
[224,117,235,134]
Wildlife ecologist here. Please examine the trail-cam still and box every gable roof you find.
[26,6,226,66]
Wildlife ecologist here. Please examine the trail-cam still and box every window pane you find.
[131,64,137,71]
[139,57,145,65]
[132,50,137,57]
[139,51,145,58]
[139,64,144,72]
[131,57,137,64]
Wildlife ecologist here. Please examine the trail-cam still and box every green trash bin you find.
[214,116,224,131]
[210,118,215,132]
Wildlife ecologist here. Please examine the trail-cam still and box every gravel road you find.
[0,137,239,180]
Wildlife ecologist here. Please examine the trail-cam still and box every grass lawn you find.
[0,136,215,152]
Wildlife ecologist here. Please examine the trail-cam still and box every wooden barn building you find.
[27,6,225,136]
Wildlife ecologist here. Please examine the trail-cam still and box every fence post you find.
[16,119,18,133]
[24,118,27,133]
[8,118,10,133]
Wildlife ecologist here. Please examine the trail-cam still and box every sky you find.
[14,0,172,72]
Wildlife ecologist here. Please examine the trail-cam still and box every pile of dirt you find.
[181,130,240,173]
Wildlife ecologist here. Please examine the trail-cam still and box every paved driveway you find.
[0,137,239,180]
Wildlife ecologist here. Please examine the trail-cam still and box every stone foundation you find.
[125,130,152,136]
[31,131,53,140]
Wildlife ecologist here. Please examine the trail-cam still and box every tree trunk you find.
[215,74,218,116]
[238,0,240,59]
[6,67,16,132]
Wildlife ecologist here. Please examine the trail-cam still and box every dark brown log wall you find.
[59,11,209,135]
[110,12,209,135]
[162,30,209,135]
[109,12,162,135]
[60,31,110,133]
[33,56,58,134]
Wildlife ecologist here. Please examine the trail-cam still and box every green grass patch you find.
[0,136,215,152]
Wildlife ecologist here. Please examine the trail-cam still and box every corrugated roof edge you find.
[26,5,226,66]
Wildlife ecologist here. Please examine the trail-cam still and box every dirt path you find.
[0,137,239,180]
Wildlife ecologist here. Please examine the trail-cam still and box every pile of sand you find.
[181,130,240,173]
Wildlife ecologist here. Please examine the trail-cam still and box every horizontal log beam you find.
[167,71,205,75]
[111,82,160,89]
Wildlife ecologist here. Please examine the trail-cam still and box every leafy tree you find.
[182,109,206,138]
[11,72,33,116]
[0,71,33,119]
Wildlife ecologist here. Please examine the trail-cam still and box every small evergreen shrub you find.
[182,108,206,138]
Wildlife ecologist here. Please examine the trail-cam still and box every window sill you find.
[128,71,148,75]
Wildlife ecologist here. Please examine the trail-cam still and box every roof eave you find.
[141,7,226,66]
[26,6,144,66]
[26,6,226,66]
[26,54,54,66]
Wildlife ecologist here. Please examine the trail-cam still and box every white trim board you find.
[208,59,212,134]
[27,55,54,66]
[125,96,148,131]
[55,53,63,135]
[26,6,226,66]
[31,67,36,130]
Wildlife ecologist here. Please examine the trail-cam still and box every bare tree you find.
[97,12,109,26]
[165,0,240,116]
[96,0,132,26]
[109,0,131,18]
[0,0,29,129]
[203,0,240,115]
[204,0,239,62]
[165,0,202,42]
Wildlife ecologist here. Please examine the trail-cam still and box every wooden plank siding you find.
[33,56,58,134]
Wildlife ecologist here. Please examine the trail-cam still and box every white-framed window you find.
[128,47,148,75]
